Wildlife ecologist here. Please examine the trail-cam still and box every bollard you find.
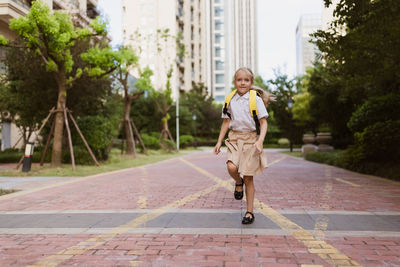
[22,142,34,172]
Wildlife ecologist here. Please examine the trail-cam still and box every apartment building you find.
[122,0,257,103]
[205,0,257,103]
[295,13,321,76]
[122,0,205,98]
[0,0,100,150]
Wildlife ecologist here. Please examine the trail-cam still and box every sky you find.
[97,0,322,81]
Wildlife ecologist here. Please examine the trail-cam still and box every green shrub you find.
[0,149,21,163]
[277,138,289,146]
[348,94,400,133]
[73,115,118,161]
[160,138,176,153]
[141,134,160,150]
[305,150,345,166]
[62,146,95,165]
[180,135,194,148]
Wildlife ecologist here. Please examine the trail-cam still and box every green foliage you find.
[348,93,400,133]
[180,135,194,148]
[141,134,161,150]
[160,138,176,153]
[73,115,119,161]
[305,150,346,167]
[0,35,8,45]
[277,138,289,146]
[267,71,303,144]
[169,83,221,140]
[0,149,22,163]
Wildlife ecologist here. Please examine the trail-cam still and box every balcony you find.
[0,0,29,23]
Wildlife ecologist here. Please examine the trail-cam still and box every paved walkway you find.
[0,150,399,266]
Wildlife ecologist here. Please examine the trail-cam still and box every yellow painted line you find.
[313,167,333,240]
[130,260,142,266]
[181,158,362,267]
[335,178,361,187]
[28,183,222,267]
[137,167,148,209]
[267,156,286,167]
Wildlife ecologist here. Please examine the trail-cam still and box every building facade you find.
[122,0,258,103]
[205,0,257,103]
[295,13,321,76]
[0,0,100,150]
[122,0,205,98]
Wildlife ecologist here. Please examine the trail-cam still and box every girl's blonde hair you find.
[233,67,276,107]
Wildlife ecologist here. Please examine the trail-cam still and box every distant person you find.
[214,67,274,224]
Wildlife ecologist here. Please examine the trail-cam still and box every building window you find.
[214,6,223,17]
[216,87,224,92]
[215,20,223,31]
[215,47,222,57]
[215,60,224,70]
[216,74,224,84]
[215,95,225,102]
[215,33,223,44]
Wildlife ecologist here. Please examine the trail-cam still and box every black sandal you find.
[242,211,255,224]
[234,178,244,200]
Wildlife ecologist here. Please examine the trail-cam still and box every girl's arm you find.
[214,118,230,155]
[254,117,268,153]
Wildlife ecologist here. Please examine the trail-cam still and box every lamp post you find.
[288,97,294,152]
[192,113,197,148]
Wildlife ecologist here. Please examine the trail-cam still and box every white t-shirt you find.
[221,91,269,132]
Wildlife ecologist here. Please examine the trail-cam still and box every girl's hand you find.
[254,140,264,154]
[214,142,222,155]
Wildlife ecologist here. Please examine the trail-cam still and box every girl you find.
[214,67,272,224]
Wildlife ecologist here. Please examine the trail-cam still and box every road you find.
[0,150,399,266]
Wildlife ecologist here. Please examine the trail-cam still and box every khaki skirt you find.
[225,130,267,177]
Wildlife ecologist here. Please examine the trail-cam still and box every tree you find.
[267,71,303,148]
[1,37,115,150]
[1,1,116,167]
[109,46,141,156]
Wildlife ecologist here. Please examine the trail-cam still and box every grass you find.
[280,151,302,158]
[0,148,202,177]
[0,189,18,196]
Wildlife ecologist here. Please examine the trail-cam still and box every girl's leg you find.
[227,161,243,192]
[243,175,255,215]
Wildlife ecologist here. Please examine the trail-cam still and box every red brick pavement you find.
[0,150,400,266]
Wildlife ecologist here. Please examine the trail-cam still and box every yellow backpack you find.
[223,89,261,134]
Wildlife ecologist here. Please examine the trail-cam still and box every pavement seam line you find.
[180,158,362,267]
[27,183,222,267]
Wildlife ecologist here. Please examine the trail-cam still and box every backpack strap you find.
[223,89,237,119]
[249,89,260,135]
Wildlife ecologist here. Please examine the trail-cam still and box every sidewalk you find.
[0,150,399,266]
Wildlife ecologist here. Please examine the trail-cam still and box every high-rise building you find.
[122,0,257,103]
[205,0,257,103]
[122,0,205,98]
[295,13,321,76]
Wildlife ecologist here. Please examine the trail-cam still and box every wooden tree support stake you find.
[67,111,99,166]
[130,119,147,155]
[63,105,75,171]
[40,119,55,166]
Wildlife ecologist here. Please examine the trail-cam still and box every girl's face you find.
[234,70,253,96]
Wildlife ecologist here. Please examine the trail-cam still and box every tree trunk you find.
[123,98,136,156]
[51,72,67,167]
[162,119,169,139]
